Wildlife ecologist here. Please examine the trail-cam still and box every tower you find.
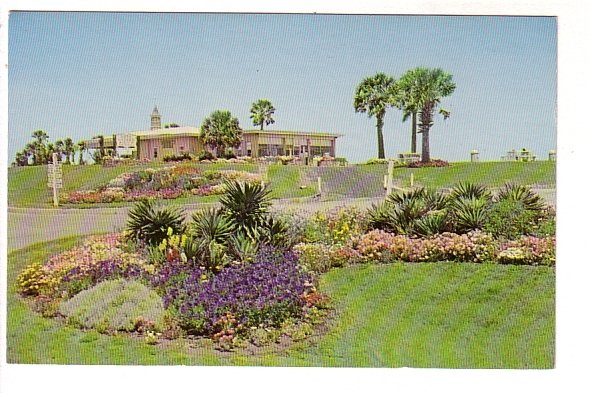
[151,106,161,130]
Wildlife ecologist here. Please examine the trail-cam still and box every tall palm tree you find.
[200,110,243,157]
[354,73,397,159]
[250,99,276,131]
[64,137,74,164]
[412,67,455,163]
[397,68,422,154]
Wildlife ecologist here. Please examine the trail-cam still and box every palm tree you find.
[397,68,422,154]
[354,73,397,159]
[411,67,455,163]
[200,110,243,158]
[64,137,74,164]
[25,142,37,165]
[250,99,276,131]
[31,129,49,164]
[77,140,87,165]
[54,139,64,162]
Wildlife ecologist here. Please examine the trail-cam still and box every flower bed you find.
[61,165,262,204]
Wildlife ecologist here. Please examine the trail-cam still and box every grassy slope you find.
[7,161,555,207]
[8,238,554,367]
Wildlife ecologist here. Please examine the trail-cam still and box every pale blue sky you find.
[8,12,556,163]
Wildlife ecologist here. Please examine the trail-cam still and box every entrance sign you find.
[47,152,63,206]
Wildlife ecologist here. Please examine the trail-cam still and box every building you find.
[87,107,341,161]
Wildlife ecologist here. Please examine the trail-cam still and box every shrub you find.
[164,246,312,335]
[483,199,538,239]
[304,207,367,244]
[58,279,166,333]
[407,159,449,168]
[198,150,215,161]
[293,243,361,273]
[126,199,185,246]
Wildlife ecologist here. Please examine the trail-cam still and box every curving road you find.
[7,189,555,252]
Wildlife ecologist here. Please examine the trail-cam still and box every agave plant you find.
[450,197,491,233]
[414,209,450,237]
[220,180,271,232]
[228,231,258,263]
[386,187,428,205]
[449,182,492,201]
[190,207,234,244]
[367,202,396,232]
[495,183,546,212]
[126,199,184,246]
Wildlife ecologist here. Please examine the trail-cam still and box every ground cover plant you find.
[11,179,555,366]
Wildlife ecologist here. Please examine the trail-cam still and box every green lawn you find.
[7,161,555,207]
[7,238,554,367]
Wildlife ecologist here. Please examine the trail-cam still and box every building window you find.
[162,137,173,148]
[153,148,158,159]
[179,146,184,152]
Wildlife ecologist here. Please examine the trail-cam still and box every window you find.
[162,137,173,148]
[153,148,158,159]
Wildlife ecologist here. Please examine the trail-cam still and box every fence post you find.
[386,159,394,196]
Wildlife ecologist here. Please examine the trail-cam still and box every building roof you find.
[242,129,342,138]
[130,126,201,139]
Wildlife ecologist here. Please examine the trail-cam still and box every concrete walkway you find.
[7,189,556,252]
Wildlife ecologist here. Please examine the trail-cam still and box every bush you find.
[198,150,215,161]
[126,199,185,246]
[483,200,538,239]
[407,159,449,168]
[163,153,192,162]
[304,207,367,244]
[293,243,361,273]
[59,279,166,333]
[450,197,492,233]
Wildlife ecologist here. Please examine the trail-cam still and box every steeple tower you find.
[151,106,161,130]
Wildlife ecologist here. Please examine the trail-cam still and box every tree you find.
[397,68,423,154]
[14,151,29,166]
[25,142,37,165]
[31,129,49,164]
[64,137,74,164]
[250,99,276,131]
[164,123,180,129]
[354,73,397,159]
[77,140,87,165]
[200,110,243,157]
[411,68,455,163]
[55,140,64,162]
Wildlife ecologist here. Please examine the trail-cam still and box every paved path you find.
[7,189,556,252]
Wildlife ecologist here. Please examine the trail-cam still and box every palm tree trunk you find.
[411,111,417,153]
[376,113,385,159]
[419,103,434,163]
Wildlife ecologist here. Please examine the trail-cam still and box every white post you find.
[52,152,59,207]
[383,175,387,189]
[317,176,322,196]
[386,159,394,196]
[410,172,414,188]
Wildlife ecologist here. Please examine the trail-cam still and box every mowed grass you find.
[8,238,554,367]
[8,161,555,207]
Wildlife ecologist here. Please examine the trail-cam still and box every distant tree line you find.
[12,129,93,167]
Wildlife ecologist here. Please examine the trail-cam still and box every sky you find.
[7,12,556,163]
